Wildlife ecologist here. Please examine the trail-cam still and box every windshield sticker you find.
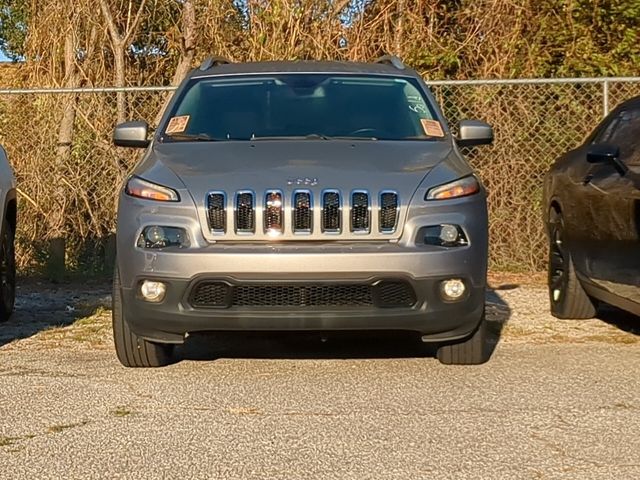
[421,119,444,137]
[166,115,190,134]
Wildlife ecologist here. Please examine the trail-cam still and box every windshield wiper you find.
[250,134,378,141]
[163,132,220,142]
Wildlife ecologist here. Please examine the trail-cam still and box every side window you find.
[607,108,640,166]
[592,115,620,144]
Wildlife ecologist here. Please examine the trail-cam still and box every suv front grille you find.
[206,189,400,235]
[189,280,416,309]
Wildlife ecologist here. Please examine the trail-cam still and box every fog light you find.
[140,280,167,303]
[439,224,459,244]
[440,279,466,301]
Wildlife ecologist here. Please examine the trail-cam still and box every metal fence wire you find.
[0,78,639,273]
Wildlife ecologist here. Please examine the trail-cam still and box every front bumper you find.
[118,242,486,344]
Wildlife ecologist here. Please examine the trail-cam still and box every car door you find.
[576,106,640,295]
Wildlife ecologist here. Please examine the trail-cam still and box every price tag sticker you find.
[420,119,445,137]
[166,115,190,134]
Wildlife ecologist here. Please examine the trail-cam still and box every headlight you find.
[137,226,190,249]
[125,176,179,202]
[425,175,480,200]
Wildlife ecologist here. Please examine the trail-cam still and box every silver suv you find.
[112,57,493,367]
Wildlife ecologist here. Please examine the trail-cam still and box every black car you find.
[543,96,640,319]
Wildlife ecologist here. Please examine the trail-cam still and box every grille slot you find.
[321,190,341,233]
[293,191,312,233]
[235,191,255,233]
[190,281,230,308]
[374,281,417,308]
[350,191,370,232]
[264,190,284,234]
[206,192,226,233]
[379,191,399,232]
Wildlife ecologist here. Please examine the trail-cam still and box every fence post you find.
[602,80,609,117]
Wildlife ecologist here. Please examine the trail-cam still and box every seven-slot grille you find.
[206,189,399,235]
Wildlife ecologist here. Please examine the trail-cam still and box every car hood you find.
[145,140,451,194]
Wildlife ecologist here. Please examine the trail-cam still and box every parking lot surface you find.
[0,278,639,479]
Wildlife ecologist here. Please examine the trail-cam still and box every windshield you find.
[161,74,444,142]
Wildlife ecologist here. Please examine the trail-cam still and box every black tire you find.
[0,219,15,322]
[437,314,488,365]
[547,210,596,319]
[112,266,174,367]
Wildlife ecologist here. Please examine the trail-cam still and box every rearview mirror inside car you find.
[114,121,150,148]
[456,119,494,148]
[587,144,628,175]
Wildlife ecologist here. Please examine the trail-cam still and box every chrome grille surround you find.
[350,190,371,233]
[292,190,313,234]
[379,190,399,233]
[234,190,256,234]
[264,189,284,235]
[321,189,342,234]
[206,191,227,234]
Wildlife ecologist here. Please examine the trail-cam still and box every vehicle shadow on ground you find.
[179,289,512,362]
[597,305,640,336]
[0,279,112,348]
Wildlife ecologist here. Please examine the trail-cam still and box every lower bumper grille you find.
[189,280,417,309]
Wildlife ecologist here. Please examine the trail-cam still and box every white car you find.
[0,146,16,322]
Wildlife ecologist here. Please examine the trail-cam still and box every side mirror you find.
[114,121,149,148]
[587,143,627,175]
[456,119,494,148]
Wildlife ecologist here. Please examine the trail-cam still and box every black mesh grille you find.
[233,284,373,307]
[293,191,312,232]
[264,191,283,233]
[375,281,417,308]
[189,280,417,309]
[322,191,341,232]
[379,192,399,232]
[235,192,255,232]
[351,191,370,231]
[190,282,230,308]
[207,193,226,232]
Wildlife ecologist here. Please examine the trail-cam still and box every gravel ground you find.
[0,277,638,479]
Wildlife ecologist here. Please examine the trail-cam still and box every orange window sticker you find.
[166,115,190,134]
[420,119,444,137]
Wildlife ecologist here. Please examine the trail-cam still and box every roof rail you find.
[374,55,406,70]
[199,56,232,71]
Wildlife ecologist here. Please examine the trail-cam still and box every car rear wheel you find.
[112,265,174,368]
[436,313,488,365]
[548,210,596,319]
[0,220,15,322]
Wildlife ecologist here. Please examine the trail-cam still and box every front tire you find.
[437,314,488,365]
[547,210,596,319]
[112,266,174,367]
[0,220,15,322]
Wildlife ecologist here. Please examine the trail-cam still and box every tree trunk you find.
[114,42,126,124]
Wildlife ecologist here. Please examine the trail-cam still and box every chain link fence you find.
[0,78,639,274]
